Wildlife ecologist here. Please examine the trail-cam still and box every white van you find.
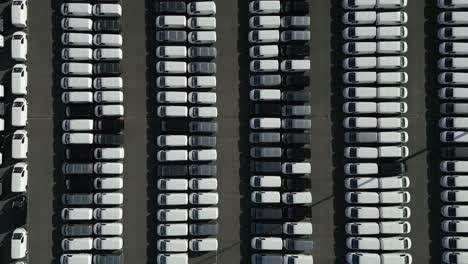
[61,3,92,17]
[93,4,122,17]
[158,209,188,222]
[188,76,216,88]
[157,106,188,117]
[157,150,188,162]
[158,193,188,206]
[343,42,377,55]
[62,33,93,46]
[62,238,93,251]
[377,56,408,69]
[12,98,27,127]
[11,162,28,192]
[157,224,188,236]
[189,178,218,190]
[250,59,279,72]
[11,31,27,61]
[439,57,468,70]
[62,48,92,61]
[280,60,310,72]
[62,63,93,75]
[158,179,188,191]
[377,41,408,54]
[93,208,123,221]
[61,208,93,221]
[93,223,123,236]
[377,72,408,84]
[439,27,468,40]
[61,77,92,89]
[94,91,123,103]
[94,177,124,189]
[440,42,468,55]
[343,71,377,84]
[189,207,219,220]
[156,46,187,59]
[11,0,28,28]
[94,192,123,205]
[342,26,377,40]
[62,91,93,104]
[343,57,377,69]
[94,77,123,89]
[94,148,125,160]
[249,30,280,43]
[440,87,468,99]
[157,135,188,147]
[377,11,408,25]
[62,119,93,131]
[156,61,187,74]
[12,130,28,159]
[439,72,468,85]
[188,17,217,30]
[189,192,219,205]
[157,76,187,88]
[62,133,93,144]
[156,15,187,28]
[93,34,123,47]
[189,238,218,252]
[189,107,218,118]
[93,237,123,250]
[94,105,124,117]
[157,239,188,252]
[377,26,408,39]
[61,18,92,31]
[157,92,187,104]
[250,16,280,29]
[93,48,123,61]
[157,253,188,264]
[11,228,27,259]
[60,254,92,264]
[342,11,377,25]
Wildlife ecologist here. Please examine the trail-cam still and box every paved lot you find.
[0,0,438,264]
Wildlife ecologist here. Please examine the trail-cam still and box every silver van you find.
[94,91,123,103]
[95,105,124,117]
[156,46,187,59]
[62,119,94,131]
[157,76,187,89]
[62,92,93,104]
[62,63,93,75]
[93,48,123,61]
[62,48,92,61]
[93,4,122,17]
[12,64,28,95]
[61,3,92,17]
[93,34,123,47]
[62,33,92,46]
[61,18,93,31]
[440,42,468,55]
[61,77,92,89]
[93,77,123,89]
[11,31,27,62]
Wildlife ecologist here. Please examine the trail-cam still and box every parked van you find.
[61,18,92,31]
[11,163,28,193]
[62,92,93,104]
[189,238,218,252]
[377,72,408,84]
[157,76,187,88]
[60,254,92,264]
[61,3,92,17]
[377,11,408,25]
[377,41,408,54]
[156,15,187,28]
[94,91,123,103]
[158,106,188,118]
[12,98,27,127]
[342,26,377,40]
[7,64,24,93]
[343,42,377,55]
[94,77,123,89]
[248,30,280,43]
[62,133,93,144]
[62,63,93,75]
[93,48,123,61]
[250,16,281,29]
[439,27,468,40]
[156,46,187,58]
[61,77,92,89]
[62,238,93,251]
[93,34,123,47]
[61,208,93,221]
[342,11,377,25]
[441,103,468,114]
[62,48,92,61]
[377,26,408,39]
[12,130,28,159]
[11,0,28,28]
[189,207,218,220]
[377,56,408,69]
[343,71,377,84]
[157,253,188,264]
[440,42,468,55]
[62,119,93,131]
[11,31,27,61]
[439,57,468,70]
[280,60,310,72]
[93,223,123,236]
[94,105,124,117]
[188,76,216,88]
[93,208,122,220]
[439,72,468,85]
[156,61,187,74]
[93,4,122,17]
[62,33,93,46]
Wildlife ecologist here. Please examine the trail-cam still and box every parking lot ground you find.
[22,0,55,263]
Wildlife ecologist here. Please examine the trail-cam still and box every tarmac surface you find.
[0,0,436,264]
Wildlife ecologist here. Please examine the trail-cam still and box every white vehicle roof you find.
[93,208,123,220]
[94,147,124,160]
[11,162,28,192]
[62,238,93,251]
[157,253,188,264]
[94,237,123,250]
[440,87,468,99]
[158,193,188,206]
[345,222,379,235]
[60,254,92,264]
[252,191,281,203]
[12,97,27,127]
[250,45,279,58]
[250,89,281,100]
[11,227,27,259]
[250,175,282,188]
[189,178,218,190]
[441,175,468,187]
[346,191,379,204]
[380,237,411,250]
[283,222,313,235]
[249,1,280,14]
[158,178,188,191]
[377,11,407,25]
[377,26,407,39]
[94,77,123,89]
[157,76,187,88]
[189,207,218,220]
[157,224,188,237]
[282,192,312,204]
[345,146,378,158]
[343,42,377,54]
[346,252,380,264]
[157,46,187,58]
[94,177,123,190]
[377,41,408,53]
[94,223,123,236]
[346,206,380,219]
[157,239,188,252]
[94,192,123,205]
[157,15,186,28]
[380,206,411,219]
[379,146,408,158]
[157,135,188,147]
[62,208,93,220]
[379,221,411,234]
[347,237,380,250]
[251,237,283,250]
[63,119,93,131]
[190,192,219,205]
[250,16,280,28]
[379,191,410,204]
[442,220,468,233]
[345,177,379,189]
[11,0,28,28]
[189,106,218,118]
[12,64,27,95]
[345,163,378,175]
[381,253,412,264]
[188,76,216,88]
[158,92,187,104]
[187,1,216,15]
[343,11,376,24]
[12,130,28,159]
[158,209,188,222]
[189,238,218,251]
[188,92,216,104]
[12,31,27,61]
